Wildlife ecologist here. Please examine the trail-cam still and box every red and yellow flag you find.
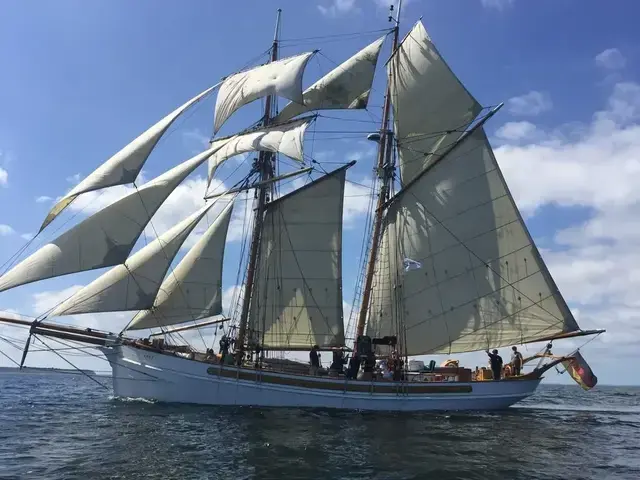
[562,350,598,390]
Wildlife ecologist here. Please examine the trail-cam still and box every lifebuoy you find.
[504,364,512,377]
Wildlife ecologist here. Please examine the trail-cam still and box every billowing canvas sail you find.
[206,118,311,190]
[275,36,385,122]
[0,144,226,294]
[41,85,218,231]
[562,350,598,390]
[49,204,214,317]
[214,52,314,133]
[366,128,579,355]
[247,165,350,349]
[128,201,233,330]
[388,21,482,186]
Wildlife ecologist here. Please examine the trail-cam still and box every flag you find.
[403,258,422,273]
[562,350,598,391]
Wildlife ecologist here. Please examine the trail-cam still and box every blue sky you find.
[1,0,640,386]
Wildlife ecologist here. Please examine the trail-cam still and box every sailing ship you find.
[0,3,604,411]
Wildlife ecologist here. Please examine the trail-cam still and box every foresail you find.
[127,201,233,330]
[40,85,218,231]
[214,52,314,133]
[0,144,227,294]
[206,118,311,191]
[248,164,351,349]
[49,204,214,317]
[275,36,385,123]
[367,128,579,355]
[388,21,482,186]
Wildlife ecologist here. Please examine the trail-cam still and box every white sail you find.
[366,128,579,355]
[49,204,214,317]
[41,85,219,231]
[127,201,234,330]
[275,36,385,123]
[388,21,482,186]
[0,144,226,294]
[248,165,350,349]
[206,118,311,189]
[214,52,314,133]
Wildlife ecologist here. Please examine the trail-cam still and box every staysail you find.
[127,201,234,330]
[214,52,315,133]
[247,163,352,349]
[49,204,215,317]
[206,118,312,190]
[275,36,385,123]
[0,144,227,293]
[367,128,579,355]
[388,21,482,185]
[40,84,219,231]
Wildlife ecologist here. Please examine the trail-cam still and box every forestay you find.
[40,84,219,231]
[275,36,385,122]
[206,118,311,190]
[366,128,579,354]
[388,21,482,186]
[214,52,314,133]
[0,143,227,294]
[128,201,234,330]
[247,165,351,349]
[50,204,215,317]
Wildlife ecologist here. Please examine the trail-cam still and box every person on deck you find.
[309,345,320,375]
[511,346,523,376]
[486,349,503,380]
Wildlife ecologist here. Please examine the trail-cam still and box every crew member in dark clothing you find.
[511,346,523,376]
[486,349,503,380]
[309,345,320,375]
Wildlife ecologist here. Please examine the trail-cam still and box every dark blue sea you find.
[0,373,638,480]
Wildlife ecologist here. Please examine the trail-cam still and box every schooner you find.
[0,3,604,411]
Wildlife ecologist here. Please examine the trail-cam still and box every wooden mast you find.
[354,1,402,348]
[234,9,282,363]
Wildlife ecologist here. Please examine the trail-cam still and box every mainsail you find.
[49,203,215,316]
[388,21,482,186]
[214,52,315,133]
[40,84,219,231]
[247,164,351,349]
[0,144,226,293]
[366,128,579,354]
[275,36,386,123]
[128,201,234,330]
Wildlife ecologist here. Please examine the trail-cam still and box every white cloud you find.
[492,80,640,379]
[66,173,81,184]
[494,121,539,142]
[318,0,358,17]
[507,91,553,116]
[480,0,514,10]
[35,196,52,203]
[20,233,34,241]
[32,285,84,313]
[595,48,626,70]
[0,166,7,187]
[0,224,15,236]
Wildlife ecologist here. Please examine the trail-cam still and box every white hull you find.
[102,345,541,412]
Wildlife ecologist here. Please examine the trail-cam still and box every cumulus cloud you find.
[595,48,626,70]
[494,121,539,142]
[317,0,358,17]
[491,81,640,380]
[507,91,553,116]
[480,0,514,10]
[0,224,15,236]
[35,196,52,203]
[0,166,7,187]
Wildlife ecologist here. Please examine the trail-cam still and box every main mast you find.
[235,9,282,363]
[354,1,402,347]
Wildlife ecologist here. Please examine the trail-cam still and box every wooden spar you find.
[235,9,281,363]
[148,317,229,337]
[526,328,606,344]
[354,2,402,347]
[0,315,115,339]
[204,167,313,200]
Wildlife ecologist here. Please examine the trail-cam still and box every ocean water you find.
[0,374,638,480]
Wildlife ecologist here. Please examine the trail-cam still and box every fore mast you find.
[234,9,282,363]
